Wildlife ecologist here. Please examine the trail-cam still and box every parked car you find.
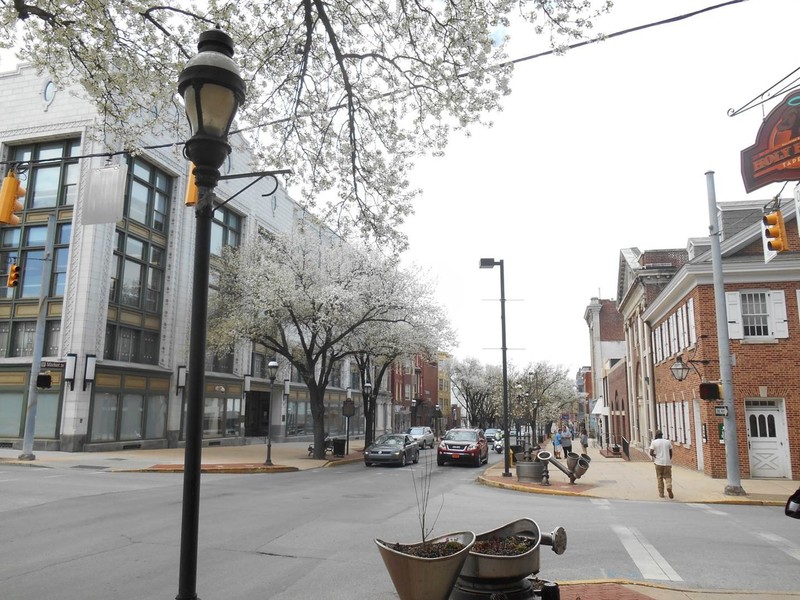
[484,428,503,444]
[364,433,420,467]
[407,426,435,449]
[437,428,488,467]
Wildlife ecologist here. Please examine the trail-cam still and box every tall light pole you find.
[176,29,246,600]
[480,258,511,477]
[265,359,279,465]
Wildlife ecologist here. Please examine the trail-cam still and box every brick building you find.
[640,199,799,479]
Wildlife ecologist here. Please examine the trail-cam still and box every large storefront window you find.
[285,394,364,437]
[89,373,169,443]
[0,392,24,436]
[34,391,60,439]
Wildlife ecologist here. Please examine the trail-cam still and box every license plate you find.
[452,454,459,459]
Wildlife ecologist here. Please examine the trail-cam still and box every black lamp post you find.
[265,359,279,465]
[479,258,511,477]
[176,29,245,600]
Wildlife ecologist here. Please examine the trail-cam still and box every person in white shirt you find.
[649,430,674,499]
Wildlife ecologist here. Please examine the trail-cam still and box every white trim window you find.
[726,290,788,340]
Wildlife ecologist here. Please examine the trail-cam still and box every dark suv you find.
[437,428,488,467]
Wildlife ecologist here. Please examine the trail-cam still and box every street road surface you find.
[1,451,798,599]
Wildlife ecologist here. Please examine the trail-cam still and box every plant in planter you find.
[375,451,476,600]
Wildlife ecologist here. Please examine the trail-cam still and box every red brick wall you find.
[606,360,630,447]
[653,283,800,479]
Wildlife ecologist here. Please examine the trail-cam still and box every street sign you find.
[40,361,65,368]
[714,406,729,417]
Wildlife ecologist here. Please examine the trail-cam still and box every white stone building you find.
[0,63,387,452]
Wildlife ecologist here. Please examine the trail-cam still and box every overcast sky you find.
[399,0,800,377]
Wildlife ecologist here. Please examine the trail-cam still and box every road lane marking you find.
[686,503,728,516]
[612,524,683,581]
[591,498,611,510]
[758,532,800,562]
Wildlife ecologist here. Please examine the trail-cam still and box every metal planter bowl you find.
[375,531,476,600]
[458,518,542,583]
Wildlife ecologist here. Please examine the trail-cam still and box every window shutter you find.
[770,290,788,338]
[726,291,743,339]
[687,298,697,345]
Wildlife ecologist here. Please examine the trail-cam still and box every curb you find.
[476,473,788,506]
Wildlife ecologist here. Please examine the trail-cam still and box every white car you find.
[407,426,435,449]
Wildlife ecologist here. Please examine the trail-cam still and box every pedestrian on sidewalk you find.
[649,430,673,499]
[560,426,573,456]
[553,429,562,459]
[580,428,589,454]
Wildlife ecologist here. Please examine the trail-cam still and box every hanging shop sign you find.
[741,91,800,192]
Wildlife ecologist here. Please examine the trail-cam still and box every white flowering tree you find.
[344,273,456,446]
[1,0,610,248]
[449,357,500,428]
[512,361,573,444]
[207,223,452,457]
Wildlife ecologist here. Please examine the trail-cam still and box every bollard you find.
[541,581,560,599]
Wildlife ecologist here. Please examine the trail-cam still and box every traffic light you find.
[6,263,20,288]
[699,382,722,400]
[0,171,25,225]
[763,209,788,252]
[184,162,198,206]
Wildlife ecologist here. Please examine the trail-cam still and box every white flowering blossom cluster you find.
[1,0,610,247]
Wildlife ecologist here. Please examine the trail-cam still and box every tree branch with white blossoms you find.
[0,0,611,249]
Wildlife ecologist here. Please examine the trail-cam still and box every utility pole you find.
[19,215,56,460]
[705,171,746,496]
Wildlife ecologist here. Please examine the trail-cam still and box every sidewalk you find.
[2,441,798,600]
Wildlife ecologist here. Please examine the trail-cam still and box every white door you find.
[746,401,788,478]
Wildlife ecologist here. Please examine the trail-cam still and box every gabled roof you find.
[643,196,800,323]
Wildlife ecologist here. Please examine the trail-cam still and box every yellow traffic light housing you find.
[0,171,25,225]
[6,263,20,288]
[184,162,199,206]
[763,210,788,252]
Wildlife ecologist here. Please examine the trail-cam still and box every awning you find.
[591,397,609,416]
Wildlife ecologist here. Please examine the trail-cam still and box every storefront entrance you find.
[245,391,271,437]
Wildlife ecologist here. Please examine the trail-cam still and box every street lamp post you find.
[480,258,511,478]
[176,29,246,600]
[265,359,279,465]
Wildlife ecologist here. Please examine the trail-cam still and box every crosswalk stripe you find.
[758,532,800,562]
[612,524,683,581]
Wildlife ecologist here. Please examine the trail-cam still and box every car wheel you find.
[400,453,407,467]
[437,457,445,466]
[413,450,419,464]
[365,461,371,467]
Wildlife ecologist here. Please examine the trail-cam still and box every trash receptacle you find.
[332,438,346,457]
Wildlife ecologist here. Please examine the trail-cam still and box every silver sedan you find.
[364,433,420,467]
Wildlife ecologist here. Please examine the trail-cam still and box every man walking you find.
[649,430,673,499]
[560,426,573,456]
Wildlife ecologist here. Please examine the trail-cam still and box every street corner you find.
[323,455,364,467]
[478,472,596,497]
[114,463,300,474]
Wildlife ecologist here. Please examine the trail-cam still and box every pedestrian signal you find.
[699,382,722,401]
[6,263,20,288]
[763,210,788,252]
[0,171,25,225]
[36,373,52,389]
